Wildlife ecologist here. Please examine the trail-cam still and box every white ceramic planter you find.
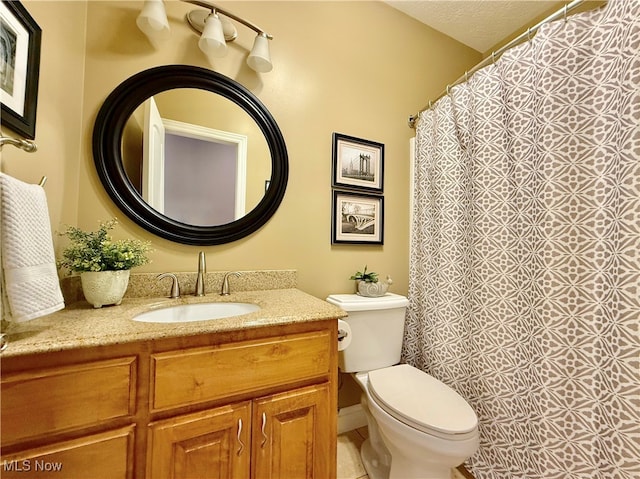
[80,270,130,308]
[358,280,389,297]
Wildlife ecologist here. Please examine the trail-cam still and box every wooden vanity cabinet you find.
[1,319,338,479]
[0,355,137,479]
[147,383,332,479]
[147,323,335,479]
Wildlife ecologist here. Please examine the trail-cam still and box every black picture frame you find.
[332,133,384,193]
[331,190,384,245]
[0,0,41,140]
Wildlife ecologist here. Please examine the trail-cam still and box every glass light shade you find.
[136,0,170,46]
[198,14,227,58]
[247,33,273,73]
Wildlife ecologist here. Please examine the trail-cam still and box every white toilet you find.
[327,293,479,479]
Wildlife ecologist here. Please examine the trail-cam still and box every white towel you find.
[1,173,65,322]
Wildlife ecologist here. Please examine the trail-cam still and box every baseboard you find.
[338,404,367,434]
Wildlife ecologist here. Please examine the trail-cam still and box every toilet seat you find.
[367,364,478,440]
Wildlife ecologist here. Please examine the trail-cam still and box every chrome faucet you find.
[220,271,241,296]
[195,251,206,296]
[157,273,180,298]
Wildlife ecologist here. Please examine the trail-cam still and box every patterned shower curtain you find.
[403,0,639,477]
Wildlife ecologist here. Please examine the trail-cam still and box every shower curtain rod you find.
[408,0,599,128]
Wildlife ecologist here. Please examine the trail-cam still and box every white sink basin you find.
[133,302,260,323]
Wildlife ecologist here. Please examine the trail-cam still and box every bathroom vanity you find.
[0,288,345,479]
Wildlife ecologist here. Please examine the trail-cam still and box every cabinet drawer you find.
[1,357,137,445]
[151,330,331,411]
[0,425,135,479]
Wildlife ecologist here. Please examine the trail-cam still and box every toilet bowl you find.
[355,366,479,479]
[327,293,479,479]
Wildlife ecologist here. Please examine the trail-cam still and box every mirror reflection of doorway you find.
[164,134,237,225]
[142,97,248,226]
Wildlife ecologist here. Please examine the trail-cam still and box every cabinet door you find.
[0,426,135,479]
[252,383,333,479]
[147,401,251,479]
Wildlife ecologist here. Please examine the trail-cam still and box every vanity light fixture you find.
[136,0,170,47]
[136,0,274,73]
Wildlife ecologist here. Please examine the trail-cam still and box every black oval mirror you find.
[93,65,288,245]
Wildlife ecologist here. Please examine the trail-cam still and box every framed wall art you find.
[332,190,384,245]
[332,132,384,193]
[0,0,41,139]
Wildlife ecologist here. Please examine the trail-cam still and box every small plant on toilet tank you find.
[350,265,392,297]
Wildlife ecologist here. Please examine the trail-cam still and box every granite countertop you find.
[1,288,347,358]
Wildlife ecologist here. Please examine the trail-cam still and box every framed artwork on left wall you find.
[0,0,41,139]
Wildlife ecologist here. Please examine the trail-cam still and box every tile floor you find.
[337,427,469,479]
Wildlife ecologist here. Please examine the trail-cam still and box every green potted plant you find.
[350,265,379,284]
[350,266,392,297]
[58,218,152,308]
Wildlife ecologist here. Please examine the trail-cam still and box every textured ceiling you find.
[384,1,560,53]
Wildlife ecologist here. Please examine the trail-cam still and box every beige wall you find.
[1,1,87,233]
[4,1,481,300]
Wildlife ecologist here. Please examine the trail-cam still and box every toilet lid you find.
[326,293,409,311]
[367,364,477,437]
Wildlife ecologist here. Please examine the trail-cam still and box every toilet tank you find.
[326,293,409,373]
